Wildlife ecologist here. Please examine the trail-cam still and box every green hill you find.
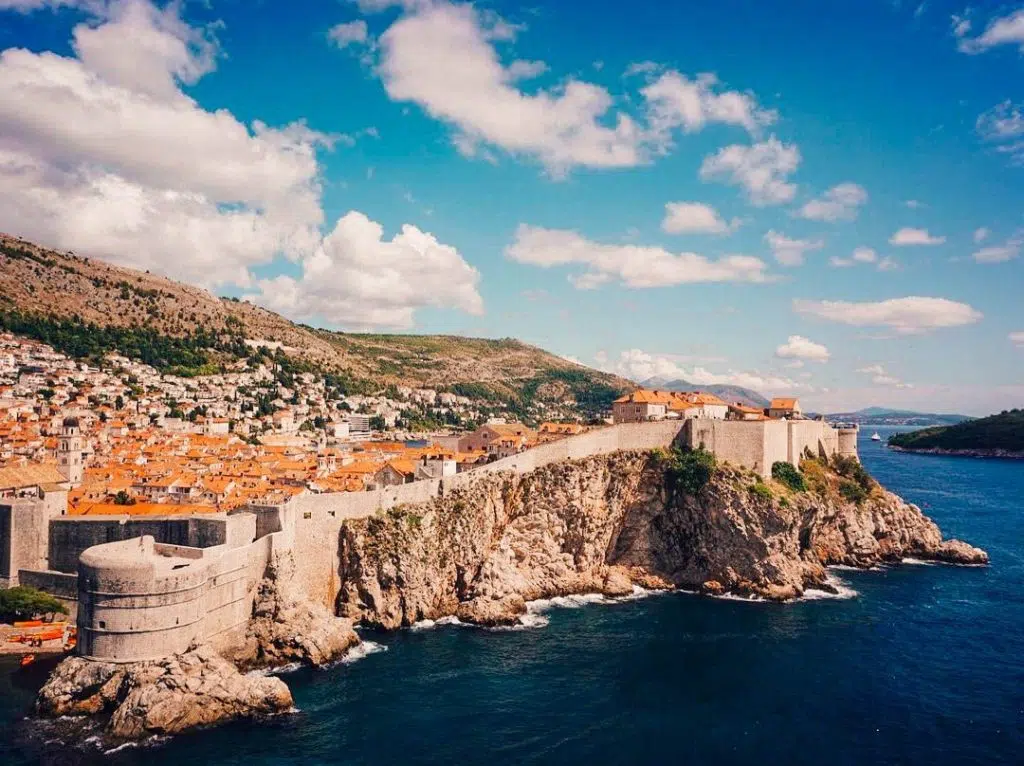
[888,409,1024,454]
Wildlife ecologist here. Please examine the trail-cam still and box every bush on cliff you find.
[771,461,806,492]
[0,586,67,623]
[662,447,717,498]
[838,479,868,505]
[748,482,773,502]
[832,454,874,493]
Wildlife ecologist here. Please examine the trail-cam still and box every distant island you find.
[888,409,1024,458]
[825,407,972,427]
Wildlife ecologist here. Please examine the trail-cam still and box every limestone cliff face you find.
[337,451,987,625]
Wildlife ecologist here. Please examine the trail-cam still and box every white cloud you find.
[852,246,877,263]
[889,227,946,246]
[795,182,868,222]
[0,0,484,330]
[611,349,806,391]
[775,335,830,363]
[955,9,1024,54]
[829,256,854,268]
[973,227,990,243]
[328,20,369,48]
[661,202,737,235]
[904,199,926,209]
[1010,331,1024,347]
[763,230,823,267]
[829,247,896,271]
[972,231,1022,263]
[371,1,774,176]
[793,296,982,335]
[0,0,330,287]
[249,211,483,330]
[699,137,800,206]
[976,100,1024,163]
[507,225,771,289]
[856,363,912,389]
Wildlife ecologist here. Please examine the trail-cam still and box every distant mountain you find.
[826,407,972,427]
[641,377,769,409]
[888,409,1024,456]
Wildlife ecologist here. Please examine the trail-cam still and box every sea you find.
[1,426,1022,765]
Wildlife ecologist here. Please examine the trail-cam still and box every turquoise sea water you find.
[2,428,1022,765]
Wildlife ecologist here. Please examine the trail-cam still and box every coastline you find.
[888,446,1024,460]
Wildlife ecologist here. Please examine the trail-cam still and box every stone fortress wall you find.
[57,419,856,661]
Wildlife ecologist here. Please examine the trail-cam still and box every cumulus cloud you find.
[973,227,990,243]
[976,100,1024,164]
[1011,331,1024,347]
[506,225,771,289]
[611,349,806,391]
[249,211,483,330]
[328,20,370,48]
[972,231,1022,263]
[793,296,982,335]
[699,137,800,206]
[830,247,897,271]
[0,0,485,329]
[889,227,946,246]
[856,363,912,389]
[661,202,737,235]
[368,1,774,176]
[775,335,830,363]
[763,230,823,267]
[955,9,1024,54]
[795,182,868,222]
[905,199,925,209]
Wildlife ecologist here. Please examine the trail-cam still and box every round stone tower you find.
[837,425,859,461]
[57,416,84,487]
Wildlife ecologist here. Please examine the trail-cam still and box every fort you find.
[4,418,857,663]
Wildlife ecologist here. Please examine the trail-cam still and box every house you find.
[372,459,417,488]
[769,398,802,420]
[727,402,766,421]
[538,422,586,440]
[458,423,537,459]
[611,390,676,423]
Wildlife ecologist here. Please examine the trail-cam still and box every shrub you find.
[771,461,806,492]
[838,479,868,505]
[664,447,717,498]
[0,586,68,622]
[748,482,773,502]
[832,455,874,492]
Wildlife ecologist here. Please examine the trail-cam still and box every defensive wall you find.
[50,419,857,660]
[74,510,291,663]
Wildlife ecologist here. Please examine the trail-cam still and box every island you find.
[888,409,1024,458]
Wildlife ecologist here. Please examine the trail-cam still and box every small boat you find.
[20,654,36,668]
[871,432,881,441]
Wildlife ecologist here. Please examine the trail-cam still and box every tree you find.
[115,395,125,410]
[113,490,136,506]
[369,415,387,431]
[0,586,68,622]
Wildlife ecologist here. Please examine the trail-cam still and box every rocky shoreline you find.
[27,449,988,747]
[888,445,1024,460]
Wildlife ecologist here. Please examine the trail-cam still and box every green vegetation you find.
[838,479,868,505]
[748,481,773,501]
[888,409,1024,453]
[771,461,807,492]
[656,446,717,498]
[0,586,68,623]
[113,490,135,506]
[0,309,246,374]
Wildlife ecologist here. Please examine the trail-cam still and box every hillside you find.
[888,409,1024,455]
[0,234,631,416]
[641,377,769,408]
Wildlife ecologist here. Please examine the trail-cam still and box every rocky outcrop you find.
[34,551,358,745]
[34,645,292,741]
[337,451,987,623]
[221,552,360,670]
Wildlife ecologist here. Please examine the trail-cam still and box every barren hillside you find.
[0,234,631,412]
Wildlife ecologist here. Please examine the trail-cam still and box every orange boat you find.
[20,654,35,668]
[13,620,43,629]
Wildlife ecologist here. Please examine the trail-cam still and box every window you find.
[303,512,312,520]
[98,620,106,629]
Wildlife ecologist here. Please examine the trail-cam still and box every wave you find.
[802,574,858,600]
[339,640,388,665]
[246,661,303,677]
[410,615,466,631]
[901,557,937,566]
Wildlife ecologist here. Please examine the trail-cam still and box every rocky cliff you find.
[336,450,987,626]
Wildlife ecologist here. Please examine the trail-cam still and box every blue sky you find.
[0,0,1021,414]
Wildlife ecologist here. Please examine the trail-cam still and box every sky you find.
[0,0,1022,416]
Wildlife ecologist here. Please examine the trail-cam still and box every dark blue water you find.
[2,428,1022,764]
